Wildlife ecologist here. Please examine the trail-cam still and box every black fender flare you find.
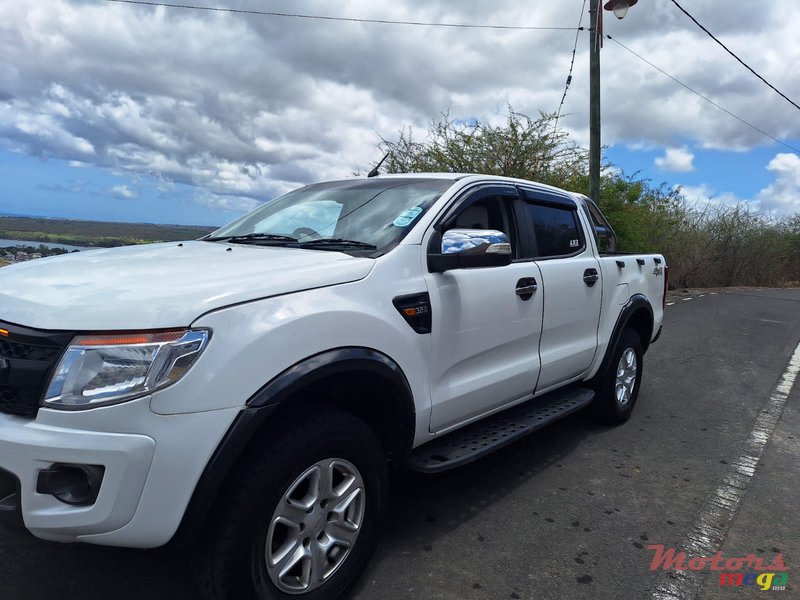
[169,347,415,548]
[596,294,654,379]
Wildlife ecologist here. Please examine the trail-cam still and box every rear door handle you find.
[583,268,599,287]
[515,277,538,300]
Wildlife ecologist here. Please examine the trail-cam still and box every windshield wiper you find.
[296,238,377,251]
[204,234,376,251]
[205,233,298,244]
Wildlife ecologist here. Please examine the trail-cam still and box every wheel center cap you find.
[307,506,327,533]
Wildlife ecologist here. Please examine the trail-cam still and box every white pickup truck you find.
[0,174,666,599]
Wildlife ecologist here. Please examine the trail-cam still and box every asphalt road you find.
[1,289,798,599]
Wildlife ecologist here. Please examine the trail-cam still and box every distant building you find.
[15,252,29,261]
[30,253,43,260]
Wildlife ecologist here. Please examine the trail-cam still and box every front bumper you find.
[0,466,24,531]
[0,408,155,543]
[0,395,240,548]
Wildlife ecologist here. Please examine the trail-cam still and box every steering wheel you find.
[291,227,322,240]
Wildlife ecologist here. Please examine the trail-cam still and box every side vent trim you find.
[393,293,432,334]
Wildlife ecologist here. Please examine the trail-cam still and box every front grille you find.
[0,386,26,416]
[0,322,73,419]
[0,339,63,362]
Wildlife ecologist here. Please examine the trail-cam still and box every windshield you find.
[207,178,455,254]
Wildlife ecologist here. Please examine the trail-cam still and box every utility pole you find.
[589,1,636,205]
[589,1,601,206]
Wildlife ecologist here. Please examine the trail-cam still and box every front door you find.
[425,185,544,432]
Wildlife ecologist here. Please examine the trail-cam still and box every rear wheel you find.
[589,328,644,424]
[197,407,388,600]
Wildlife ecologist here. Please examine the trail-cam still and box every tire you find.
[589,328,644,424]
[196,406,388,600]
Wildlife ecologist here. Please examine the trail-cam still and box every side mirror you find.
[428,228,512,273]
[594,226,614,253]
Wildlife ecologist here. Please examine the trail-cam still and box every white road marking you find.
[666,302,675,306]
[699,294,705,297]
[760,319,785,324]
[709,292,718,295]
[682,298,692,301]
[648,341,800,600]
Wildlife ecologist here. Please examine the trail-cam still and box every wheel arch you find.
[596,294,654,379]
[169,347,415,548]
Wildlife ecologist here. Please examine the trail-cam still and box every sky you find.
[1,0,799,227]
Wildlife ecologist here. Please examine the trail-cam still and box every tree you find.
[377,108,589,189]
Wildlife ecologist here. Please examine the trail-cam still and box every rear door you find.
[518,188,602,391]
[425,184,544,432]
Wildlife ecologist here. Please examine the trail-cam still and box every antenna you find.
[367,152,390,178]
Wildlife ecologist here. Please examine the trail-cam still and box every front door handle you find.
[583,268,599,287]
[515,277,538,301]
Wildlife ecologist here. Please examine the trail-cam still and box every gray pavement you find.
[1,289,798,599]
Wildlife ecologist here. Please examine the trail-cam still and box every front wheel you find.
[589,328,644,424]
[197,407,388,600]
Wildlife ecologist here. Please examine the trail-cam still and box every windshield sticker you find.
[392,206,423,227]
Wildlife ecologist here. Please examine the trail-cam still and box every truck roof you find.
[360,172,590,203]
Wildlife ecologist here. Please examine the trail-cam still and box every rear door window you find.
[516,189,584,259]
[526,204,583,257]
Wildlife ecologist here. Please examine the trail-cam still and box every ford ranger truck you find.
[0,174,666,599]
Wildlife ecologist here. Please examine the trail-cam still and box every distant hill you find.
[0,216,218,248]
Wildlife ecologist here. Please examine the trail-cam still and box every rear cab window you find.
[583,199,618,254]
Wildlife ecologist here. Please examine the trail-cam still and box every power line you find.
[553,0,588,131]
[669,0,800,113]
[103,0,576,31]
[606,35,799,155]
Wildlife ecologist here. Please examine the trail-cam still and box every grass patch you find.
[0,217,217,248]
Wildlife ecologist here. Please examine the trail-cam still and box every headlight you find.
[43,329,210,409]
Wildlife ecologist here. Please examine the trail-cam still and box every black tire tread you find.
[589,328,644,425]
[195,406,386,600]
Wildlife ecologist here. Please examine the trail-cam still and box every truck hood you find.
[0,241,374,331]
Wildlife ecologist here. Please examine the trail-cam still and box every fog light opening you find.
[36,464,105,506]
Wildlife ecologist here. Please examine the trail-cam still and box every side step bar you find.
[406,386,595,473]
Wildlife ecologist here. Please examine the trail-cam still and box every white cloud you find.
[655,147,695,172]
[0,0,798,206]
[194,193,262,213]
[677,152,800,216]
[675,183,743,211]
[109,184,137,199]
[757,153,800,214]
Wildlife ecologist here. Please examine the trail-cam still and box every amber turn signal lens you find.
[73,330,185,346]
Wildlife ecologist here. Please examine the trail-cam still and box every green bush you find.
[599,179,799,288]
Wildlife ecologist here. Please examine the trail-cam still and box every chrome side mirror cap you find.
[442,229,512,256]
[429,229,512,273]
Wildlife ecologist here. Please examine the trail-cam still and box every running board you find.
[406,386,595,473]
